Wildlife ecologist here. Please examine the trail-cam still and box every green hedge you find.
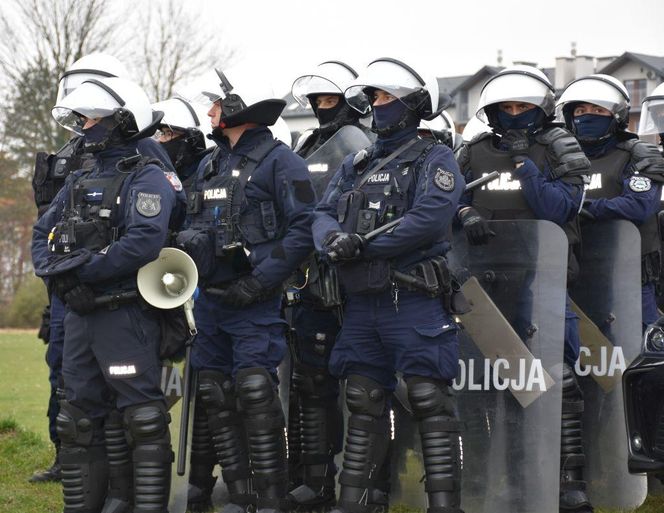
[2,276,47,328]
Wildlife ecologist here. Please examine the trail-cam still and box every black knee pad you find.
[198,370,235,412]
[345,374,388,418]
[56,401,98,446]
[293,363,338,401]
[236,367,277,413]
[124,401,170,445]
[406,376,456,419]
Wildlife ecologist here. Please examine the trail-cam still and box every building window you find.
[624,79,646,105]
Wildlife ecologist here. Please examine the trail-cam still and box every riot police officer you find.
[29,52,176,486]
[557,74,664,331]
[32,76,184,513]
[286,60,372,510]
[313,57,465,513]
[639,82,664,149]
[456,65,591,512]
[153,96,213,195]
[177,68,315,513]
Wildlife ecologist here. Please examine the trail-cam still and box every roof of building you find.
[598,52,664,78]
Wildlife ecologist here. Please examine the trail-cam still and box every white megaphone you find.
[137,247,198,310]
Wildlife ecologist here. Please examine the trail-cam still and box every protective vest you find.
[337,138,435,235]
[585,140,664,257]
[50,156,162,255]
[462,127,588,248]
[32,138,94,217]
[187,137,283,257]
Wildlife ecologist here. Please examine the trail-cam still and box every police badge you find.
[434,168,455,192]
[136,192,162,217]
[628,175,652,193]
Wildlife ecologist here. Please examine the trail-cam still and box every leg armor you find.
[288,363,341,510]
[559,364,593,513]
[198,370,254,513]
[406,377,464,513]
[236,367,289,513]
[124,401,173,513]
[101,409,133,513]
[56,401,108,513]
[332,375,391,513]
[187,386,218,513]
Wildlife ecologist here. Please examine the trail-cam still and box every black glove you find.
[459,207,494,245]
[49,271,80,301]
[176,228,216,280]
[215,275,266,308]
[501,129,530,164]
[64,284,97,315]
[323,231,366,261]
[37,305,51,344]
[579,200,596,221]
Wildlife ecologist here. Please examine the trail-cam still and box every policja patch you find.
[628,175,652,192]
[136,192,162,217]
[434,168,455,192]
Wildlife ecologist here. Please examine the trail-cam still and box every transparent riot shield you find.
[305,125,371,198]
[569,220,646,510]
[390,220,567,513]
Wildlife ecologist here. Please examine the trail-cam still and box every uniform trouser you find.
[288,302,343,503]
[192,292,289,510]
[47,294,66,445]
[330,289,461,512]
[61,302,170,512]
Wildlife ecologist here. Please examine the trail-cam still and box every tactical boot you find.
[29,444,62,483]
[559,364,593,513]
[332,375,391,513]
[236,368,290,513]
[101,410,133,513]
[407,377,464,513]
[198,371,255,513]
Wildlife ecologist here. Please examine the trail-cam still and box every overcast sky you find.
[188,0,664,97]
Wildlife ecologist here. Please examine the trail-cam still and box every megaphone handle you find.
[184,297,197,334]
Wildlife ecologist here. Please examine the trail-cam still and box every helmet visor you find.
[292,75,344,108]
[52,81,120,133]
[477,73,554,121]
[639,97,664,136]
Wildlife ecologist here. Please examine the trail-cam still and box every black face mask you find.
[316,101,345,126]
[161,136,196,173]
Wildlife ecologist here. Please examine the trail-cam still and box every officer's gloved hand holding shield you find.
[458,207,494,245]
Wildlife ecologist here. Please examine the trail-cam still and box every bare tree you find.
[130,0,235,101]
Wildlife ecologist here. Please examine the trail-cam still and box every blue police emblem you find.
[629,175,652,193]
[136,192,162,217]
[434,168,455,192]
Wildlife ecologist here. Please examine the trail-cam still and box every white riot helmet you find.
[462,116,492,142]
[556,74,630,134]
[201,68,285,129]
[344,57,441,121]
[153,97,212,145]
[418,110,456,148]
[291,60,358,109]
[57,53,128,103]
[476,65,555,129]
[52,77,160,148]
[638,83,664,137]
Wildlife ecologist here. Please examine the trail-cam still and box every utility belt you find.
[337,256,470,314]
[85,289,140,311]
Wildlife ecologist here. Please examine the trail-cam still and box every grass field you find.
[2,329,664,513]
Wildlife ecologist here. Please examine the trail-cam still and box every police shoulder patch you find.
[433,168,455,192]
[163,171,183,192]
[136,192,162,217]
[629,175,652,193]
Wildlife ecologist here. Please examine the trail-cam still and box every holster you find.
[392,256,471,315]
[306,255,342,308]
